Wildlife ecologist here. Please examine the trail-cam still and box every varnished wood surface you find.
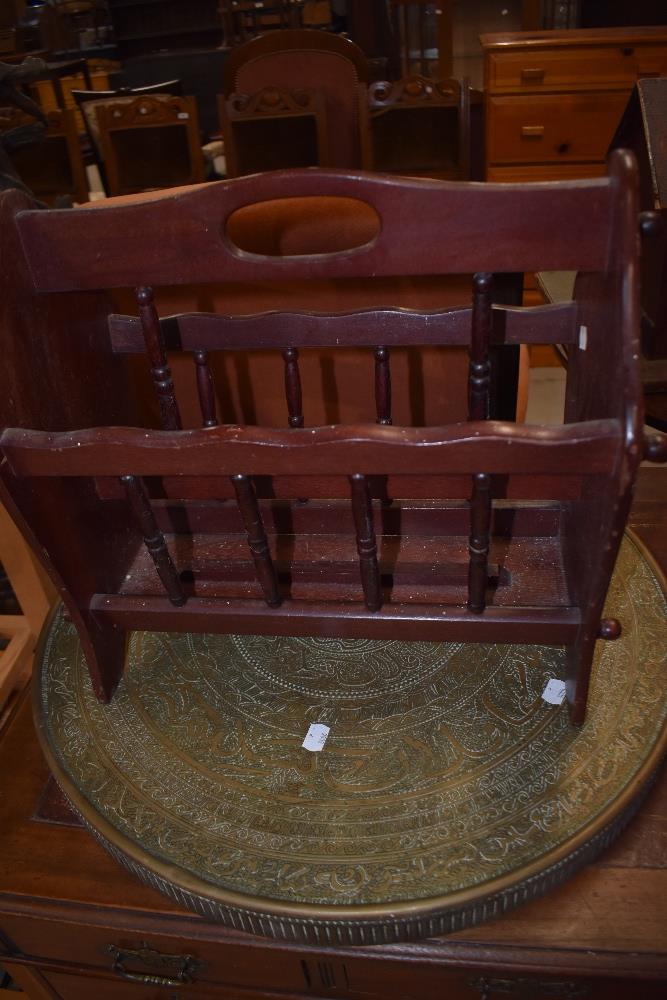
[0,468,664,993]
[480,24,667,50]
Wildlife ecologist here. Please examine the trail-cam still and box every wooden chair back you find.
[90,94,205,197]
[0,152,661,727]
[220,86,328,177]
[71,80,183,195]
[224,29,369,168]
[361,75,470,179]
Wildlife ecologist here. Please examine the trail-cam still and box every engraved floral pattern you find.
[38,536,666,913]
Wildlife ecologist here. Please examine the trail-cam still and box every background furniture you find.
[29,57,122,133]
[112,49,228,138]
[90,93,205,196]
[71,78,182,194]
[224,29,369,168]
[220,85,328,176]
[361,74,470,179]
[0,502,56,723]
[0,105,88,203]
[481,25,667,182]
[106,0,223,60]
[0,466,665,998]
[391,0,453,78]
[220,1,302,45]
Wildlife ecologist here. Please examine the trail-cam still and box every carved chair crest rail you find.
[0,153,656,727]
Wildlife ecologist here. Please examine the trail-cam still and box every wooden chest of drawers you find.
[481,26,667,181]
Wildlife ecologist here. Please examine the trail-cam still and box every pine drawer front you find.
[487,44,667,93]
[487,92,629,166]
[486,162,607,182]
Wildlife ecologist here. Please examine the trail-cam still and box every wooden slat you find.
[108,302,580,353]
[0,617,32,711]
[90,593,581,643]
[17,170,615,292]
[1,420,622,478]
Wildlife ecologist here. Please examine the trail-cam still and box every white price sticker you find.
[542,678,567,705]
[302,723,330,752]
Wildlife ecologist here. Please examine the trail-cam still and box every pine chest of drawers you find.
[481,26,667,182]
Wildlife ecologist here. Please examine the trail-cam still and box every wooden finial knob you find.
[643,434,667,463]
[639,211,663,238]
[598,618,622,640]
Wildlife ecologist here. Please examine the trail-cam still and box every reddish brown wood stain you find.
[0,152,661,725]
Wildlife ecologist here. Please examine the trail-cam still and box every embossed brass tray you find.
[35,533,666,945]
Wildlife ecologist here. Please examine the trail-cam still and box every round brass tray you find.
[35,532,667,945]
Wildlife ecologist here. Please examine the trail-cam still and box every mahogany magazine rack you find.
[1,151,664,727]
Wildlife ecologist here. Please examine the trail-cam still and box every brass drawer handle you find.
[108,941,203,987]
[520,67,545,82]
[521,125,544,138]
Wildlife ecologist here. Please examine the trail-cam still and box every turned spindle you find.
[121,474,185,606]
[135,285,182,431]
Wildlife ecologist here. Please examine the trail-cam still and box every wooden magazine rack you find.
[0,153,663,727]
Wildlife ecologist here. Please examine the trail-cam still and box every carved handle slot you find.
[521,125,545,139]
[520,67,545,82]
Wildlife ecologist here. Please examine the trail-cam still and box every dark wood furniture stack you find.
[391,0,453,78]
[1,152,663,727]
[223,30,369,169]
[0,105,88,205]
[220,85,328,177]
[106,0,223,61]
[361,74,470,179]
[88,93,205,196]
[481,25,667,182]
[71,79,183,196]
[0,467,665,999]
[220,1,302,46]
